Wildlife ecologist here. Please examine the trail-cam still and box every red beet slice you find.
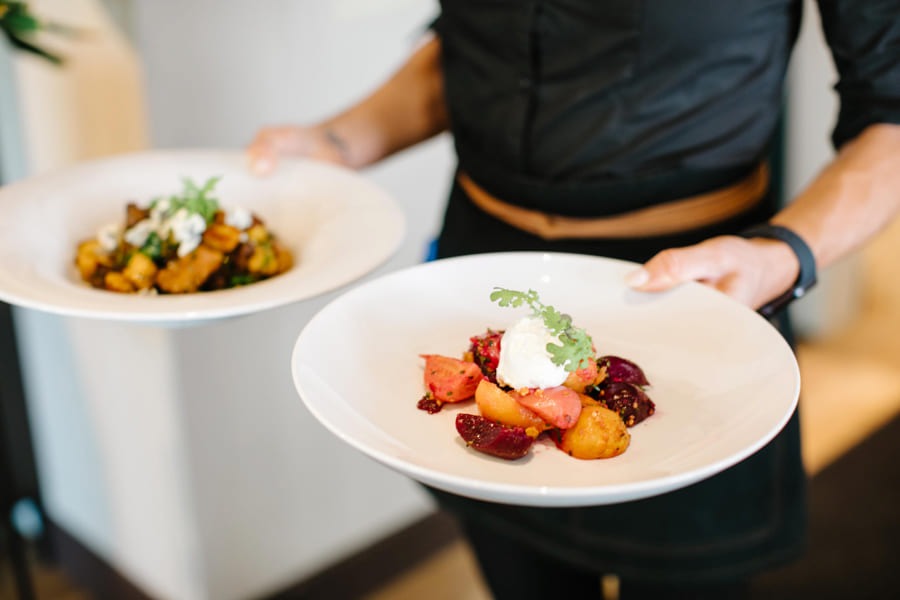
[468,329,504,382]
[455,413,534,460]
[417,396,443,414]
[599,355,650,386]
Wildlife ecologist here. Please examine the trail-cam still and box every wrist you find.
[320,126,353,167]
[755,237,800,293]
[739,224,818,318]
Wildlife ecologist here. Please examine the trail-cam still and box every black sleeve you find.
[816,0,900,148]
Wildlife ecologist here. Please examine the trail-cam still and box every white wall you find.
[785,0,862,337]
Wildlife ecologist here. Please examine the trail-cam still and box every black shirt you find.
[430,5,875,581]
[434,0,900,203]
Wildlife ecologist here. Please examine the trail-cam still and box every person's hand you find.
[625,235,800,311]
[246,125,347,176]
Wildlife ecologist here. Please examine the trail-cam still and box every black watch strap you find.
[738,224,817,319]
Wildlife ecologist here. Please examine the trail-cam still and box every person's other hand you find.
[625,235,800,311]
[246,125,347,176]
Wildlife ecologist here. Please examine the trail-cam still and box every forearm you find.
[629,122,900,310]
[320,35,449,169]
[772,123,900,269]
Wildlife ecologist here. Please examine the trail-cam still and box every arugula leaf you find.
[151,176,221,222]
[490,287,594,372]
[178,176,221,223]
[229,274,256,287]
[139,231,163,259]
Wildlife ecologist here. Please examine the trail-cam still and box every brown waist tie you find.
[458,162,769,240]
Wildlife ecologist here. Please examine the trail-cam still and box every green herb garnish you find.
[229,274,256,287]
[490,287,594,372]
[150,176,222,223]
[139,231,164,259]
[179,176,221,223]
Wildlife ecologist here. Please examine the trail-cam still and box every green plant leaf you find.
[5,32,62,64]
[139,232,163,259]
[0,2,68,64]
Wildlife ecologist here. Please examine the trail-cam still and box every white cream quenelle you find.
[496,316,568,389]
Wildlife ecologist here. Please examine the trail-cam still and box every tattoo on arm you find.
[324,128,351,163]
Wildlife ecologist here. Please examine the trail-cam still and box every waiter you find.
[248,2,900,598]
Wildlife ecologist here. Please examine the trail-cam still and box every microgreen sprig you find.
[490,287,594,372]
[150,176,222,223]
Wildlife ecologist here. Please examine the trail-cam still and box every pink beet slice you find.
[455,413,534,460]
[510,386,582,429]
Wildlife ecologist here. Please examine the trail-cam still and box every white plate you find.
[292,252,800,507]
[0,150,405,326]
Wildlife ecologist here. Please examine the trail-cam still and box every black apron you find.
[428,174,807,585]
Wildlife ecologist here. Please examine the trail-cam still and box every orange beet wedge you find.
[421,354,484,403]
[474,380,550,432]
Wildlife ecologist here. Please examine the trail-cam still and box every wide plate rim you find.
[0,149,406,326]
[291,251,800,507]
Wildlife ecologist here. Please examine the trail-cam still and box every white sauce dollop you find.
[496,316,568,390]
[96,223,122,252]
[224,206,253,230]
[167,209,207,257]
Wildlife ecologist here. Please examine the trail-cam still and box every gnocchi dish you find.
[74,177,293,294]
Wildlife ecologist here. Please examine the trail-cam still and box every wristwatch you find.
[738,223,817,318]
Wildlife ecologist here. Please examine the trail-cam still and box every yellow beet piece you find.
[559,404,630,459]
[563,358,601,394]
[475,380,549,433]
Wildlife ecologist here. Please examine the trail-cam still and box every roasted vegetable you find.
[593,380,656,427]
[75,177,294,294]
[421,354,483,403]
[474,379,550,432]
[456,413,535,460]
[557,404,630,459]
[598,355,650,386]
[156,245,224,294]
[122,252,157,290]
[202,223,242,253]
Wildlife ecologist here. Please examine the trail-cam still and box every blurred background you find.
[1,1,898,599]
